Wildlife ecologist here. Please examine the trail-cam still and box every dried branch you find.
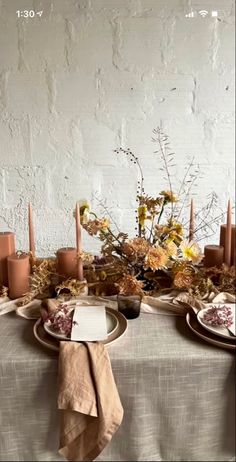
[114,147,145,195]
[94,194,121,234]
[152,128,174,217]
[175,165,201,222]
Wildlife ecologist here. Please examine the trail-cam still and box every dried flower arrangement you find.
[19,255,89,305]
[78,127,233,298]
[5,127,233,306]
[19,258,57,305]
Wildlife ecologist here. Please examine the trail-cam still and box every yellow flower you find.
[180,240,203,264]
[164,240,178,258]
[160,190,178,203]
[138,205,148,230]
[79,200,90,224]
[100,218,110,231]
[155,221,184,245]
[168,221,184,245]
[172,221,183,234]
[144,247,168,271]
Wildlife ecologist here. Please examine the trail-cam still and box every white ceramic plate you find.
[186,312,236,351]
[44,308,118,341]
[34,307,128,351]
[197,304,236,340]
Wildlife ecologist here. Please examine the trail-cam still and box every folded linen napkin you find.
[0,296,22,316]
[0,296,42,317]
[58,341,123,462]
[96,294,187,316]
[142,291,189,316]
[141,291,236,316]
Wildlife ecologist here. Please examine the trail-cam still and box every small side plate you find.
[197,304,236,340]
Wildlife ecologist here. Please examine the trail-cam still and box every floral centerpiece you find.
[78,127,231,297]
[2,127,233,306]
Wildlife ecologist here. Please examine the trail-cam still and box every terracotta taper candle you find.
[224,200,232,266]
[204,245,224,268]
[7,253,30,299]
[189,198,194,242]
[28,203,36,259]
[0,231,16,286]
[76,202,83,281]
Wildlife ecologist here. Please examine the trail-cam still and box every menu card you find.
[71,305,108,341]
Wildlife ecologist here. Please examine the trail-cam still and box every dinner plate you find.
[197,304,236,340]
[33,307,128,352]
[44,309,118,341]
[186,312,236,351]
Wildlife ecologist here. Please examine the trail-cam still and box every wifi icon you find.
[199,10,208,17]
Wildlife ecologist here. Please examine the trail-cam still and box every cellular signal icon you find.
[185,11,195,18]
[199,10,208,17]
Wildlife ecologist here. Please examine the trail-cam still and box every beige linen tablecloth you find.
[0,311,235,462]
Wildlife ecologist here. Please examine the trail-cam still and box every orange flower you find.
[144,247,168,271]
[172,261,190,275]
[160,190,178,203]
[118,274,143,295]
[174,271,194,289]
[122,238,150,258]
[83,218,110,236]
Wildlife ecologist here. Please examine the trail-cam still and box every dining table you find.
[0,307,235,462]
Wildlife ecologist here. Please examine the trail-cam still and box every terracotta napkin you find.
[58,341,123,462]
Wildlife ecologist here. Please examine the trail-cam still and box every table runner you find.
[0,311,235,461]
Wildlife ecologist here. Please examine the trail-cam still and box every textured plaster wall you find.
[0,0,235,256]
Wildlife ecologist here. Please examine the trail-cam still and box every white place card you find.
[71,305,108,341]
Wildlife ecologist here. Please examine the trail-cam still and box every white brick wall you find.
[0,0,235,256]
